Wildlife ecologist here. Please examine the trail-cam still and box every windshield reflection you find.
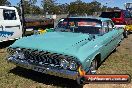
[55,18,102,34]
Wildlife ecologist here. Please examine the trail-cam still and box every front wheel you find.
[86,59,98,74]
[77,59,98,85]
[123,30,128,38]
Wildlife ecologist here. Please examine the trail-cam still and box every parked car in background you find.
[0,6,22,42]
[100,10,132,38]
[7,17,124,84]
[125,24,132,33]
[0,6,54,43]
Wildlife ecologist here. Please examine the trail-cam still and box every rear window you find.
[3,10,16,20]
[100,12,121,18]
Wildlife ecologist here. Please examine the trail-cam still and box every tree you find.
[32,5,41,14]
[0,0,11,6]
[29,0,37,14]
[88,1,101,15]
[101,5,107,12]
[29,0,37,5]
[41,0,57,14]
[17,1,31,14]
[58,3,69,14]
[68,0,87,15]
[68,0,103,15]
[113,7,120,10]
[17,0,41,14]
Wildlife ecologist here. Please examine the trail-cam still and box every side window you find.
[108,21,114,31]
[3,10,16,20]
[103,22,109,33]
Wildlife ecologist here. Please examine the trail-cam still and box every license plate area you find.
[32,66,47,73]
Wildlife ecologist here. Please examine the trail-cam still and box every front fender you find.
[82,51,101,72]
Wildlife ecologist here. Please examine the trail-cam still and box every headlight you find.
[16,48,21,54]
[7,48,16,55]
[60,59,69,69]
[16,48,25,60]
[17,52,25,60]
[69,61,77,71]
[7,48,25,60]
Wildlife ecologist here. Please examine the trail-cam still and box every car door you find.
[107,21,121,51]
[100,20,119,59]
[0,8,22,42]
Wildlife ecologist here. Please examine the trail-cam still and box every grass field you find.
[0,35,132,88]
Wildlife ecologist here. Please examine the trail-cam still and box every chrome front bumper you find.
[7,56,79,80]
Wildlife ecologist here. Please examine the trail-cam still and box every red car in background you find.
[100,10,132,38]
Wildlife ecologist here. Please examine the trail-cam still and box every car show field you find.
[0,34,132,88]
[0,0,132,88]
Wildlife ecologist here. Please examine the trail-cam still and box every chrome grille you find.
[7,48,81,70]
[22,49,61,67]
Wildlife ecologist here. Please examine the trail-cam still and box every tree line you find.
[0,0,120,15]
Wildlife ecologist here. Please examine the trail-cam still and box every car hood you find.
[10,32,93,56]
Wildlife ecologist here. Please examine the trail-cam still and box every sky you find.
[9,0,132,9]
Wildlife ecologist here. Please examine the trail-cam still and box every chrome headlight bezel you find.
[16,48,25,60]
[69,61,78,71]
[15,48,21,53]
[7,47,25,60]
[59,55,79,71]
[7,47,16,55]
[60,59,69,70]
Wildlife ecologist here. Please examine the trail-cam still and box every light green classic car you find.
[7,17,124,84]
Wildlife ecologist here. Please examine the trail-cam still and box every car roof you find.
[0,6,17,10]
[68,16,111,22]
[102,10,129,13]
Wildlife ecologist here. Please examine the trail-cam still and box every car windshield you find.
[100,12,121,18]
[55,18,102,34]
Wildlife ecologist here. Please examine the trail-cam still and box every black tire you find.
[86,59,98,74]
[76,76,86,85]
[127,31,130,35]
[123,30,128,38]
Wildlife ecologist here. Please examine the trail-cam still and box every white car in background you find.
[0,6,22,42]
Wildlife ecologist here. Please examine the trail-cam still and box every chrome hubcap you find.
[88,59,97,74]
